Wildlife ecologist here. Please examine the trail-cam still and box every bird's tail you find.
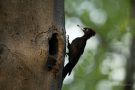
[62,63,73,80]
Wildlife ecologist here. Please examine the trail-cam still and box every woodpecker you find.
[62,25,96,80]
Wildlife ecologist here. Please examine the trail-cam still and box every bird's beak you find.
[77,25,85,31]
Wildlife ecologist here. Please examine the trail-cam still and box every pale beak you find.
[77,25,85,31]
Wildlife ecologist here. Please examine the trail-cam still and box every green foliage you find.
[63,0,131,90]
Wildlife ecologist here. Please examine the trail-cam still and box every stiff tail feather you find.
[62,63,73,80]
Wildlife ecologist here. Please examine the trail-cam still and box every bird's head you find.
[77,25,96,37]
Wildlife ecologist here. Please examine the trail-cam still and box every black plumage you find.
[62,25,96,80]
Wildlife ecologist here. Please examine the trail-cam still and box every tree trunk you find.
[124,39,135,90]
[124,0,135,90]
[0,0,65,90]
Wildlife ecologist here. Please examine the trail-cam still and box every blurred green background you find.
[62,0,135,90]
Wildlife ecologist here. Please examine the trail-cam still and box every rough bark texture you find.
[0,0,65,90]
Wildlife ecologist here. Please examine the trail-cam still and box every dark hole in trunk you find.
[46,33,58,70]
[49,33,58,56]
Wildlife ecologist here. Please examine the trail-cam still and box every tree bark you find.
[0,0,65,90]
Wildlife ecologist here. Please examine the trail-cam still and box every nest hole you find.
[49,33,58,56]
